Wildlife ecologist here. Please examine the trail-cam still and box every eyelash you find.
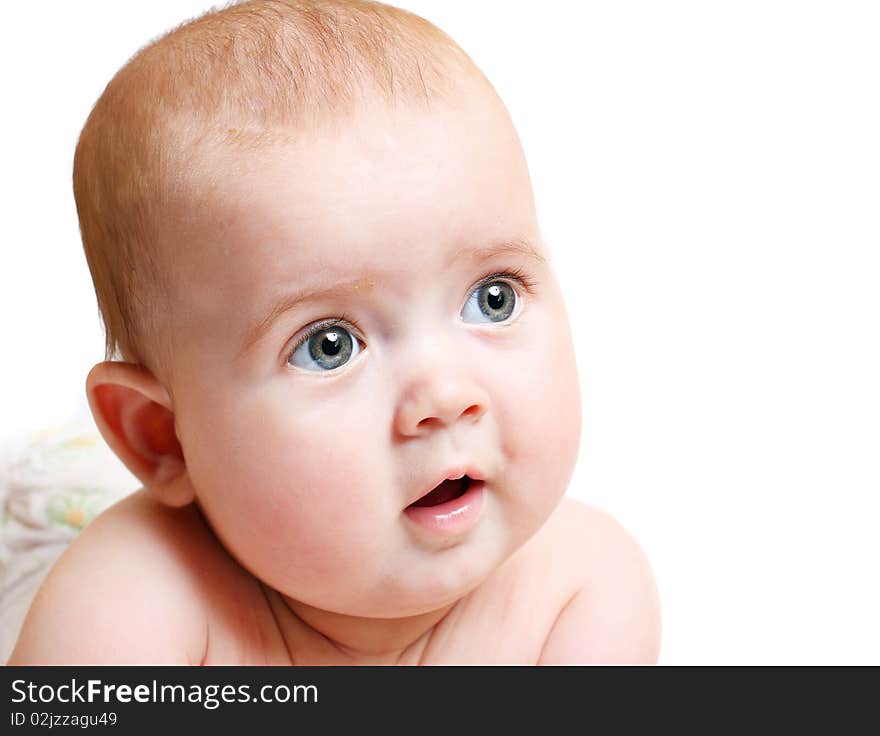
[287,267,537,357]
[474,266,537,296]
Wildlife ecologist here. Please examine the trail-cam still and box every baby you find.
[9,0,660,665]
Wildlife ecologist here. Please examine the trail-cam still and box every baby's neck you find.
[263,586,459,665]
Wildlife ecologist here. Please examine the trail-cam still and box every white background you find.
[1,1,878,664]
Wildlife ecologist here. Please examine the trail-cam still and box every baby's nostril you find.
[461,405,481,419]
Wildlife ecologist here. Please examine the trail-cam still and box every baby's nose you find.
[393,374,489,437]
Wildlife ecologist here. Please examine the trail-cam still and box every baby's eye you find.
[287,323,362,372]
[461,279,518,324]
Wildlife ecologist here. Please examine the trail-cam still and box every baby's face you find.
[161,88,581,617]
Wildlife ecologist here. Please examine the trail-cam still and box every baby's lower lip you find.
[403,480,485,536]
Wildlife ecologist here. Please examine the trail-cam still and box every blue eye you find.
[287,323,362,372]
[461,280,518,324]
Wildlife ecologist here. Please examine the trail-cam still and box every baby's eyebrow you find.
[450,238,547,267]
[239,238,545,357]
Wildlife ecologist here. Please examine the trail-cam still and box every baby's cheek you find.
[503,310,581,507]
[192,397,385,574]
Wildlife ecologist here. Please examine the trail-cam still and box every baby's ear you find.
[86,361,194,508]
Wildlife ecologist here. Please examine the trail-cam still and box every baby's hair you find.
[73,0,482,382]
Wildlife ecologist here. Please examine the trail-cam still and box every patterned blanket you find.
[0,410,137,662]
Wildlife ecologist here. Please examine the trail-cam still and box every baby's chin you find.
[278,524,535,621]
[278,567,491,619]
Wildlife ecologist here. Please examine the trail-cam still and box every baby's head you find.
[79,0,581,617]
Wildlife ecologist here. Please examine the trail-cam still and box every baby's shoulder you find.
[534,497,651,575]
[527,497,662,663]
[8,490,242,664]
[499,498,632,589]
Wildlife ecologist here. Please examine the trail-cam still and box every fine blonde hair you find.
[73,0,481,381]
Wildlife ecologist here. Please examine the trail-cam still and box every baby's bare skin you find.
[10,68,661,664]
[10,492,658,665]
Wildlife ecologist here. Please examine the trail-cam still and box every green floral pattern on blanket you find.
[2,423,137,535]
[46,488,118,530]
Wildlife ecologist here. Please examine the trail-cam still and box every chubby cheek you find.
[180,384,386,589]
[498,295,582,530]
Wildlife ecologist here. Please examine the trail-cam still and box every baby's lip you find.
[406,464,486,508]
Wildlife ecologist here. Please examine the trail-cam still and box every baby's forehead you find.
[176,90,524,227]
[151,87,540,341]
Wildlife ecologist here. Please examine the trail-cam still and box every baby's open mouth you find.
[408,476,473,508]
